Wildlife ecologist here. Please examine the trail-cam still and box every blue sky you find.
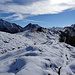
[0,0,75,27]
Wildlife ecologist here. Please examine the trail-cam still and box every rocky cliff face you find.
[64,24,75,36]
[59,24,75,47]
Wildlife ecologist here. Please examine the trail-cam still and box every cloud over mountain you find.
[0,0,75,20]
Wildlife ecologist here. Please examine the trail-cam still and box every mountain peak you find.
[0,19,23,33]
[24,23,41,31]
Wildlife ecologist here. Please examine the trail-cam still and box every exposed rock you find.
[0,19,23,33]
[59,24,75,47]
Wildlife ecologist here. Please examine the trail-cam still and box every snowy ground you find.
[0,31,75,75]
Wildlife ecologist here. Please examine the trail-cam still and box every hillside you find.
[0,28,75,75]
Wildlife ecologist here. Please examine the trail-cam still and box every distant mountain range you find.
[0,19,75,47]
[0,19,64,34]
[0,19,42,33]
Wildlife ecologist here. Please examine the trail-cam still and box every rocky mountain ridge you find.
[0,19,43,33]
[0,19,75,47]
[0,19,24,33]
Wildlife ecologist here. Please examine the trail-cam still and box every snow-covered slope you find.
[0,30,75,75]
[0,31,33,54]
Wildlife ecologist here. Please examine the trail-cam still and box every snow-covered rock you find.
[0,31,33,54]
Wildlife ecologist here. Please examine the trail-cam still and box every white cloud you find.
[23,19,43,23]
[3,13,33,21]
[4,14,24,20]
[1,0,75,21]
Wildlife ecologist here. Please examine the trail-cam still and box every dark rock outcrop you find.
[59,24,75,47]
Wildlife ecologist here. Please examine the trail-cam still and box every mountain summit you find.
[0,19,42,33]
[24,23,41,31]
[0,19,23,33]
